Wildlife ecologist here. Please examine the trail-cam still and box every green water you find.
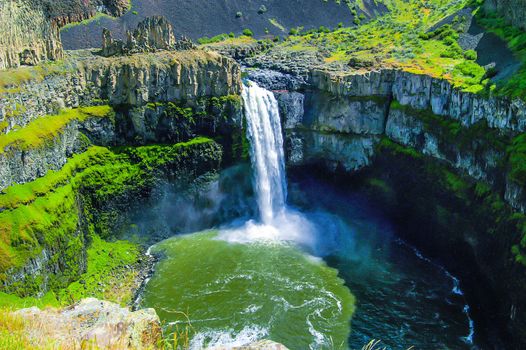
[140,230,355,349]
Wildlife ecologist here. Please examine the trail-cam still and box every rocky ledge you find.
[16,298,162,349]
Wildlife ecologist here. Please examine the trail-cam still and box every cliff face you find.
[0,0,63,70]
[0,49,241,191]
[1,50,240,133]
[250,67,526,347]
[484,0,526,30]
[0,46,242,297]
[0,0,130,70]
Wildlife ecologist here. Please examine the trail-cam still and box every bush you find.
[242,28,254,37]
[464,49,477,60]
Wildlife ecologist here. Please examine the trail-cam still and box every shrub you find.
[464,49,477,60]
[242,28,254,37]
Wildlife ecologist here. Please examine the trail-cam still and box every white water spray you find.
[219,81,317,248]
[242,81,288,224]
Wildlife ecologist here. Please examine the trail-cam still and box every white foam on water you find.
[217,207,317,250]
[189,325,269,350]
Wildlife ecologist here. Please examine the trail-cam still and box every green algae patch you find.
[0,105,115,154]
[0,137,222,296]
[141,231,355,349]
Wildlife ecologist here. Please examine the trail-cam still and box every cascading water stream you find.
[219,81,316,246]
[242,81,288,224]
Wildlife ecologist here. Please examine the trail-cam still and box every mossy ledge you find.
[0,137,222,297]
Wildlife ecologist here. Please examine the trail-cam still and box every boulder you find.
[16,298,162,349]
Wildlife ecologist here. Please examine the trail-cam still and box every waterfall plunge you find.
[242,81,287,224]
[219,81,315,247]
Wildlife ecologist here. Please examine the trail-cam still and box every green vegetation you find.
[57,235,141,305]
[475,6,526,99]
[242,28,254,37]
[0,137,220,297]
[276,0,482,86]
[0,60,73,93]
[0,105,114,154]
[507,134,526,187]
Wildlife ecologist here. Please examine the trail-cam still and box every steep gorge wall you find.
[0,50,242,191]
[250,68,526,347]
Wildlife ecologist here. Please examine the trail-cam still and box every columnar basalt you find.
[101,16,196,57]
[0,0,131,70]
[0,49,241,134]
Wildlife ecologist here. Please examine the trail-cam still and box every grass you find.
[0,137,220,296]
[258,0,509,94]
[0,105,115,154]
[57,235,141,306]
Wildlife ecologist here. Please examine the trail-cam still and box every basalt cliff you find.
[1,1,526,349]
[0,0,130,70]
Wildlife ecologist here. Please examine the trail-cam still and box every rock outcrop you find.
[101,16,195,57]
[0,0,62,70]
[16,298,162,349]
[0,0,130,70]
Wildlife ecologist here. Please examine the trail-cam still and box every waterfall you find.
[242,81,287,224]
[219,80,314,246]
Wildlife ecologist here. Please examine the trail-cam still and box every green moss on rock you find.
[0,105,115,154]
[0,137,222,297]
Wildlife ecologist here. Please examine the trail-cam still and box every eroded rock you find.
[16,298,162,349]
[101,16,195,57]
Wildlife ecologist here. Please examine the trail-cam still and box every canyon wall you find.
[0,49,242,191]
[0,47,242,297]
[0,0,130,70]
[250,67,526,348]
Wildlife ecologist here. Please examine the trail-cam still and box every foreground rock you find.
[16,298,162,349]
